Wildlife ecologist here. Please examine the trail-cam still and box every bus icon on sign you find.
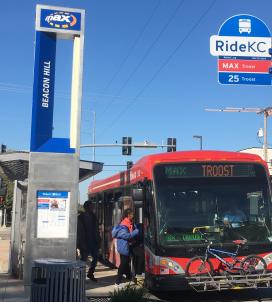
[239,19,251,34]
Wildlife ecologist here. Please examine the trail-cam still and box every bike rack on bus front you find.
[186,272,272,292]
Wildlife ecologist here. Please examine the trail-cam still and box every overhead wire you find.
[0,81,151,109]
[99,0,186,118]
[83,0,161,130]
[101,0,162,92]
[98,0,217,138]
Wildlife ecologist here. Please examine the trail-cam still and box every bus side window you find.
[97,200,103,225]
[113,200,122,226]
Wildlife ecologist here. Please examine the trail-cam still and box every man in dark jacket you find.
[77,200,100,282]
[132,223,145,276]
[112,208,139,286]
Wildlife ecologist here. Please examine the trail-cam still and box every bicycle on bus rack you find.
[184,227,270,291]
[185,226,267,278]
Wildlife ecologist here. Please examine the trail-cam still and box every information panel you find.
[37,191,70,238]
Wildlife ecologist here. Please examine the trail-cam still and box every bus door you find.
[103,195,115,260]
[93,196,104,257]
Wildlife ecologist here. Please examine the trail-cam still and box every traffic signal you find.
[127,161,133,170]
[122,137,132,155]
[1,144,6,153]
[167,137,177,152]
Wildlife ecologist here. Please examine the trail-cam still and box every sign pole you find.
[264,110,268,163]
[24,5,85,293]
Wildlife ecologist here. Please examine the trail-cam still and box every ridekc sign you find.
[210,14,272,85]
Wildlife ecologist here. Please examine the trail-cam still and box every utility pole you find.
[205,107,272,163]
[92,111,96,161]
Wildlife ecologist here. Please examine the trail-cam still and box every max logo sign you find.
[44,11,77,29]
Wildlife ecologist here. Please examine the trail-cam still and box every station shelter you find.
[0,150,103,278]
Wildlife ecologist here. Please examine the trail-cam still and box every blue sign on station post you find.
[210,15,272,86]
[31,5,85,153]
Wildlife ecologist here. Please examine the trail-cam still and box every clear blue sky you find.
[1,0,272,202]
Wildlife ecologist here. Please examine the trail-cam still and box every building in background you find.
[240,147,272,174]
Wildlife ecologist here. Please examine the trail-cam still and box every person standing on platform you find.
[112,208,139,287]
[77,200,101,282]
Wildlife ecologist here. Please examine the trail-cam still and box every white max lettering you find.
[45,15,71,23]
[42,61,51,108]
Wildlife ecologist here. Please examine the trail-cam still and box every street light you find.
[193,135,203,150]
[205,107,272,163]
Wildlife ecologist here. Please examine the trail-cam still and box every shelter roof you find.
[0,151,103,182]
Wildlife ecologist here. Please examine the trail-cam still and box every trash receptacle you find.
[30,258,86,302]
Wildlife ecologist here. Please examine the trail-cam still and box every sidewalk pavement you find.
[0,227,145,301]
[0,227,11,273]
[0,224,119,301]
[0,263,159,301]
[0,227,28,301]
[0,274,28,302]
[86,262,117,296]
[0,263,118,302]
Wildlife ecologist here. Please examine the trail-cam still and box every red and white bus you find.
[88,150,272,291]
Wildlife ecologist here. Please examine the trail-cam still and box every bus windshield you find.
[153,162,272,246]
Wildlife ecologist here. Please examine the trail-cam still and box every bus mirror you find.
[132,188,143,208]
[132,188,143,201]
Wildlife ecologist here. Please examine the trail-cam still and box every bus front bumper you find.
[146,273,190,291]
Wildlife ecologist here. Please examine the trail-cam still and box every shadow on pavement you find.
[154,288,272,302]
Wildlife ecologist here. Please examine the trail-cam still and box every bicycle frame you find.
[205,242,243,272]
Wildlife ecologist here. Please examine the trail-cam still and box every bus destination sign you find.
[164,164,256,178]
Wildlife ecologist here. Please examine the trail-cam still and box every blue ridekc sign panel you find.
[218,15,271,37]
[210,14,272,86]
[219,72,271,85]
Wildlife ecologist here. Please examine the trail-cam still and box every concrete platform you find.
[0,265,116,302]
[86,263,161,301]
[0,261,157,301]
[86,263,118,297]
[0,225,159,300]
[0,227,11,273]
[0,263,121,302]
[0,274,28,302]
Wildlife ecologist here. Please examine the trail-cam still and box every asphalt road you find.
[154,288,272,302]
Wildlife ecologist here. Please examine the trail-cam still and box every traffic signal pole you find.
[80,142,176,149]
[81,137,177,156]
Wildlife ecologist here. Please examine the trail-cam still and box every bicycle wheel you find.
[240,255,267,275]
[185,256,214,277]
